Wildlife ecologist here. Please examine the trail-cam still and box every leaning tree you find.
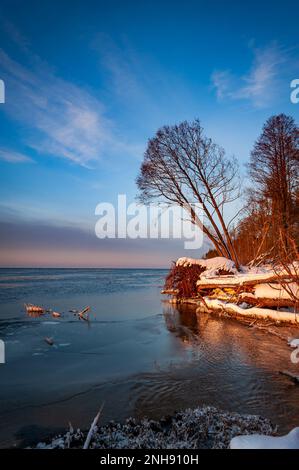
[136,119,240,268]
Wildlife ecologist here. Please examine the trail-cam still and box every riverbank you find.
[34,406,275,449]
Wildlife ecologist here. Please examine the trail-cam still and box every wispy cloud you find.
[211,70,234,100]
[93,34,157,111]
[0,48,114,167]
[0,148,33,163]
[211,43,293,107]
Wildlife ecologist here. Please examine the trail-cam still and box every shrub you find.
[164,263,205,299]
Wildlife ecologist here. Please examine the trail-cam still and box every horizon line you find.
[0,265,170,269]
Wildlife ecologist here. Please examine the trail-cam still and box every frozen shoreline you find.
[34,406,275,449]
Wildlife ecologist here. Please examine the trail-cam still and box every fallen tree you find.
[163,256,299,325]
[199,298,299,325]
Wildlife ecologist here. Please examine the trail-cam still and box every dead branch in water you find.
[44,337,54,346]
[78,306,90,321]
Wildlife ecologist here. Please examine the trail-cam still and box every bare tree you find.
[136,119,240,268]
[273,231,299,310]
[249,114,299,252]
[234,193,274,265]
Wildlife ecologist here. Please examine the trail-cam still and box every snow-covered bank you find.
[34,406,275,449]
[176,256,238,276]
[201,298,299,324]
[165,257,299,325]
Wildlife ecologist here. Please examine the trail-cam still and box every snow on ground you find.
[197,271,288,286]
[196,269,299,288]
[176,257,238,277]
[254,283,299,300]
[202,298,299,324]
[176,257,298,286]
[230,427,299,449]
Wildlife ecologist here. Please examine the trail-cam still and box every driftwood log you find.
[196,298,299,324]
[238,294,295,309]
[197,273,296,289]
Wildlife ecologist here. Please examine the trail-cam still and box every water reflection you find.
[156,302,299,433]
[1,282,299,447]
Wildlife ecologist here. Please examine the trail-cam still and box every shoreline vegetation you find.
[34,406,275,449]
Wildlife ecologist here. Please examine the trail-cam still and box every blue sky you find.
[0,0,298,267]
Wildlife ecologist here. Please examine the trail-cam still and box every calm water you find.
[0,268,298,448]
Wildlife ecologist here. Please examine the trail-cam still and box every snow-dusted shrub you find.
[164,263,205,298]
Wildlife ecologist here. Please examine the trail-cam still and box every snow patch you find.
[203,298,299,324]
[254,283,299,300]
[230,427,299,449]
[176,257,237,278]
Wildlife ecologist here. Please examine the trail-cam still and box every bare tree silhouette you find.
[137,119,240,267]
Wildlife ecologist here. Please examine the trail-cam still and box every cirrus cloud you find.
[0,48,113,167]
[0,148,33,163]
[211,43,297,108]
